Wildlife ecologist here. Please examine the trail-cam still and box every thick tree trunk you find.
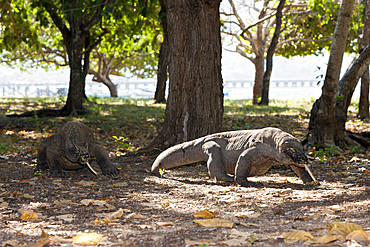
[307,0,355,147]
[358,0,370,119]
[62,17,86,115]
[154,0,169,104]
[141,0,223,153]
[334,44,370,149]
[62,14,89,115]
[260,0,285,106]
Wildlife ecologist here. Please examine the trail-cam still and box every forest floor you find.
[0,97,370,246]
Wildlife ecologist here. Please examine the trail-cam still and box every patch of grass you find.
[0,96,321,152]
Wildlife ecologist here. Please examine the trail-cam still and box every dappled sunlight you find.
[1,97,370,245]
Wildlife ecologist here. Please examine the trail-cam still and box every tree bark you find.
[307,0,355,146]
[251,6,267,105]
[334,43,370,149]
[260,0,285,106]
[88,68,118,97]
[154,0,169,104]
[359,70,370,119]
[41,0,106,116]
[253,54,264,104]
[62,14,86,115]
[358,0,370,119]
[88,52,118,97]
[141,0,224,153]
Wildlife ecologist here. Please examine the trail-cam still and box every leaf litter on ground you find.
[1,98,370,246]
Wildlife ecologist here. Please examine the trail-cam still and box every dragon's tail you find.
[151,138,205,176]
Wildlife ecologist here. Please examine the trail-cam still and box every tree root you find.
[346,130,370,149]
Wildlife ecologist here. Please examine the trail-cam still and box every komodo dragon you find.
[151,127,315,187]
[37,122,118,177]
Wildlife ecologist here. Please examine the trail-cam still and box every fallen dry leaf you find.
[72,233,103,245]
[219,237,250,246]
[184,238,216,246]
[305,234,336,245]
[328,222,363,236]
[1,240,20,247]
[193,218,234,228]
[0,202,9,208]
[161,202,170,209]
[52,179,63,184]
[229,229,250,238]
[20,213,38,221]
[347,230,370,241]
[282,230,314,243]
[52,200,79,207]
[49,236,73,244]
[349,156,359,162]
[126,213,145,219]
[23,193,35,199]
[56,214,74,222]
[80,199,115,210]
[94,208,123,224]
[31,230,50,247]
[234,211,261,218]
[155,221,174,227]
[138,224,152,229]
[193,209,216,219]
[75,181,97,186]
[106,208,123,221]
[343,176,357,181]
[321,209,335,215]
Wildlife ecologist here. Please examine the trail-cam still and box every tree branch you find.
[83,0,112,32]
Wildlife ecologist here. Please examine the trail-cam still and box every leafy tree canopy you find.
[0,0,161,78]
[277,0,364,57]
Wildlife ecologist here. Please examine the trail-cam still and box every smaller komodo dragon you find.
[37,121,118,177]
[151,127,315,187]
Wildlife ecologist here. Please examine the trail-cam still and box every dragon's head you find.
[281,139,308,167]
[67,130,90,164]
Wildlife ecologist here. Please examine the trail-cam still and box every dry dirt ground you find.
[0,115,370,246]
[1,144,370,246]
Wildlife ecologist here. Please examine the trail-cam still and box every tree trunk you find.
[61,15,86,115]
[40,0,105,116]
[251,4,267,105]
[334,44,370,149]
[154,0,169,104]
[141,0,223,153]
[307,0,355,147]
[88,69,118,97]
[358,0,370,119]
[260,0,285,106]
[359,70,370,119]
[253,54,264,104]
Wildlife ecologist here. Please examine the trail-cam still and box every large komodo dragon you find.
[152,127,315,187]
[37,122,118,177]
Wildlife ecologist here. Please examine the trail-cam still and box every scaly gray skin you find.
[37,122,118,177]
[151,127,313,187]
